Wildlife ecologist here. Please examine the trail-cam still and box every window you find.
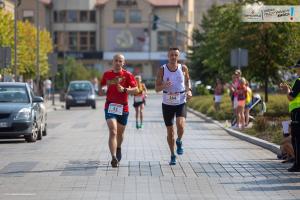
[23,10,34,23]
[66,10,78,22]
[90,11,96,22]
[53,11,58,22]
[157,31,174,51]
[114,9,125,23]
[80,11,88,22]
[68,32,77,50]
[80,32,88,51]
[89,32,96,51]
[129,10,141,23]
[58,10,66,22]
[53,31,58,45]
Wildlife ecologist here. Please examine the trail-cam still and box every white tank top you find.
[162,64,186,105]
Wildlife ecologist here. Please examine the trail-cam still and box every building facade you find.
[14,0,235,80]
[50,0,194,80]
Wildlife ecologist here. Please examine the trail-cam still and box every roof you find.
[95,0,183,7]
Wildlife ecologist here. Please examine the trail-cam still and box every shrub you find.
[253,116,269,132]
[196,85,210,95]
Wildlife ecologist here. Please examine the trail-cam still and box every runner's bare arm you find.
[183,65,192,99]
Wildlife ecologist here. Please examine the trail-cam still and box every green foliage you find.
[0,10,53,79]
[188,93,289,144]
[195,84,210,95]
[56,57,101,89]
[188,1,300,98]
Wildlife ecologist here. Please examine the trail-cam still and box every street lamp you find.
[14,0,21,80]
[36,0,40,94]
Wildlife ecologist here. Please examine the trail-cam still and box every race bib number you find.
[166,93,180,104]
[134,96,144,103]
[108,103,123,115]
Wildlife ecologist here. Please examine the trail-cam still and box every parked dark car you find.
[65,80,96,110]
[0,82,47,142]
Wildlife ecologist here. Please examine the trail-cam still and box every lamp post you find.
[36,0,40,94]
[13,0,21,81]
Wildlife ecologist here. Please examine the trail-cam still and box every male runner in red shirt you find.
[100,54,138,167]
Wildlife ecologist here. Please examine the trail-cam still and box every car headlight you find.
[88,94,95,99]
[66,95,73,100]
[14,108,31,120]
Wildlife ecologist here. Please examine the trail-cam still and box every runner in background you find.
[133,75,147,129]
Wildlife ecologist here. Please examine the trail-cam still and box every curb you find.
[187,107,281,155]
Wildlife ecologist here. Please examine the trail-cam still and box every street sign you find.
[230,48,248,68]
[48,53,57,75]
[0,47,11,68]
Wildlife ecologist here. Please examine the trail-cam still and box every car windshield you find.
[0,86,29,103]
[69,82,91,92]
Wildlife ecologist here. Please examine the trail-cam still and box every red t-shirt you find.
[100,69,137,112]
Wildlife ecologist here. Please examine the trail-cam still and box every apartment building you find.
[13,0,234,79]
[16,0,52,29]
[50,0,194,79]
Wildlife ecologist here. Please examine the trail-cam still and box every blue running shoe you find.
[176,139,184,155]
[169,155,176,165]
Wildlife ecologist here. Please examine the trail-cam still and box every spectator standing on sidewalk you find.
[236,77,247,130]
[133,75,147,129]
[244,80,253,127]
[43,78,52,101]
[214,78,224,111]
[280,60,300,172]
[155,47,192,165]
[100,54,138,168]
[229,70,242,127]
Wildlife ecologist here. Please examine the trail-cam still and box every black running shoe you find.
[288,165,300,172]
[111,156,118,168]
[116,147,122,161]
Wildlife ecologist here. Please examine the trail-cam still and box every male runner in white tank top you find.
[155,47,192,165]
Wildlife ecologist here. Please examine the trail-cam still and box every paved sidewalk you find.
[0,93,299,200]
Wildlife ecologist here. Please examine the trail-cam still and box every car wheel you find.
[92,104,96,109]
[37,126,43,140]
[42,123,47,136]
[25,121,38,143]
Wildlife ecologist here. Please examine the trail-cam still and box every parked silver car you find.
[0,82,47,142]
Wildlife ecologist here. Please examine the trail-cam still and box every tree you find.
[0,10,53,80]
[18,21,53,80]
[56,57,101,89]
[188,0,300,101]
[0,9,14,75]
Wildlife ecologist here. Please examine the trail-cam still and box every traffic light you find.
[152,15,159,30]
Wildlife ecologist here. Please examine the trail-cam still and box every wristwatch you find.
[123,88,128,93]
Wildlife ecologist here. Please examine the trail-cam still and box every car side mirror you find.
[33,96,44,103]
